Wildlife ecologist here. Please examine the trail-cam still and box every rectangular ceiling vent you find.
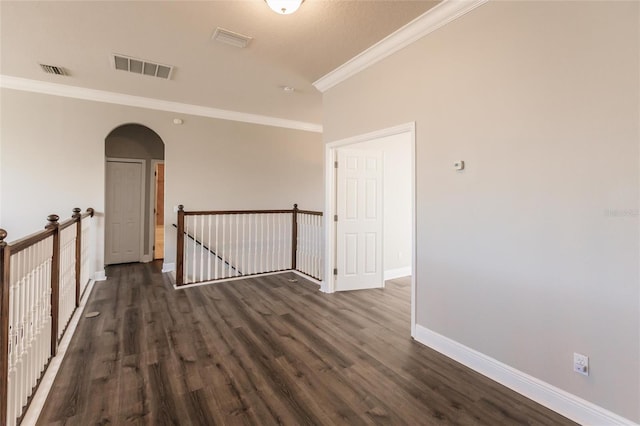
[212,27,252,48]
[40,64,67,76]
[112,54,173,80]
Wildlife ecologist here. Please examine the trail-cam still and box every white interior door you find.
[335,149,383,291]
[105,160,144,264]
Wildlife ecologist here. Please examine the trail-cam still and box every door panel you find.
[106,160,143,264]
[154,162,165,260]
[365,233,377,273]
[336,149,383,291]
[155,163,164,226]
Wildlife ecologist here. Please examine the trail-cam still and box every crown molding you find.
[0,75,323,133]
[313,0,488,93]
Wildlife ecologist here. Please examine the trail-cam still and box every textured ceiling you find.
[0,1,439,125]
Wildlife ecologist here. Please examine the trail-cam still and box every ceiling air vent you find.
[40,64,67,76]
[112,54,173,80]
[212,27,252,48]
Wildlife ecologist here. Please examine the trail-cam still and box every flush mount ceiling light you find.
[265,0,304,15]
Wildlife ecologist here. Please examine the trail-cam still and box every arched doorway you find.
[104,124,165,264]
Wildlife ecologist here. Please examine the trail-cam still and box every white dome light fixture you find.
[265,0,304,15]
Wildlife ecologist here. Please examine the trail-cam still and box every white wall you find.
[0,88,323,275]
[345,132,412,278]
[323,1,639,422]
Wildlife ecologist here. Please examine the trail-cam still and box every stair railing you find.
[175,204,323,286]
[0,208,95,426]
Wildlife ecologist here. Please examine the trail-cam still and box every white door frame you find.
[105,157,146,265]
[324,122,417,337]
[150,159,164,260]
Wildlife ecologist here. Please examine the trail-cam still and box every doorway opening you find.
[105,124,165,265]
[153,161,165,260]
[325,123,416,336]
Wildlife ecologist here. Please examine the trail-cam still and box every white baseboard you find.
[174,270,296,290]
[22,278,97,425]
[414,325,638,426]
[94,269,106,281]
[384,266,411,281]
[162,262,175,273]
[141,254,152,263]
[292,270,322,286]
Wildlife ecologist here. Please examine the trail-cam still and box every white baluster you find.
[287,213,291,271]
[298,214,303,273]
[273,214,277,272]
[313,215,317,278]
[29,244,38,395]
[276,214,282,271]
[313,215,318,278]
[257,214,262,274]
[214,215,219,280]
[197,215,202,283]
[263,214,268,272]
[36,241,45,391]
[18,250,27,412]
[192,216,196,283]
[254,215,259,275]
[303,214,308,274]
[247,214,251,275]
[7,254,16,425]
[207,215,212,282]
[23,248,32,405]
[307,215,312,276]
[300,214,305,274]
[241,215,246,276]
[222,215,227,278]
[233,215,240,277]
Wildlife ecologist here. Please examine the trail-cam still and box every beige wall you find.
[323,1,639,421]
[0,89,323,273]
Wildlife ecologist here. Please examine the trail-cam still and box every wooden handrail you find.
[297,209,323,216]
[5,228,56,255]
[182,207,322,217]
[184,209,295,216]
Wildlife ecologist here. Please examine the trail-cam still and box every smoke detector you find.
[112,54,173,80]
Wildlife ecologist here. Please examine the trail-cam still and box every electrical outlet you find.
[573,353,589,376]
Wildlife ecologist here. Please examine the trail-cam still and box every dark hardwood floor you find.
[37,261,575,425]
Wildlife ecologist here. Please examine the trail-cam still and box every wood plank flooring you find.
[37,262,576,425]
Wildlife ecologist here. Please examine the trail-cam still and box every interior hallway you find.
[36,262,575,425]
